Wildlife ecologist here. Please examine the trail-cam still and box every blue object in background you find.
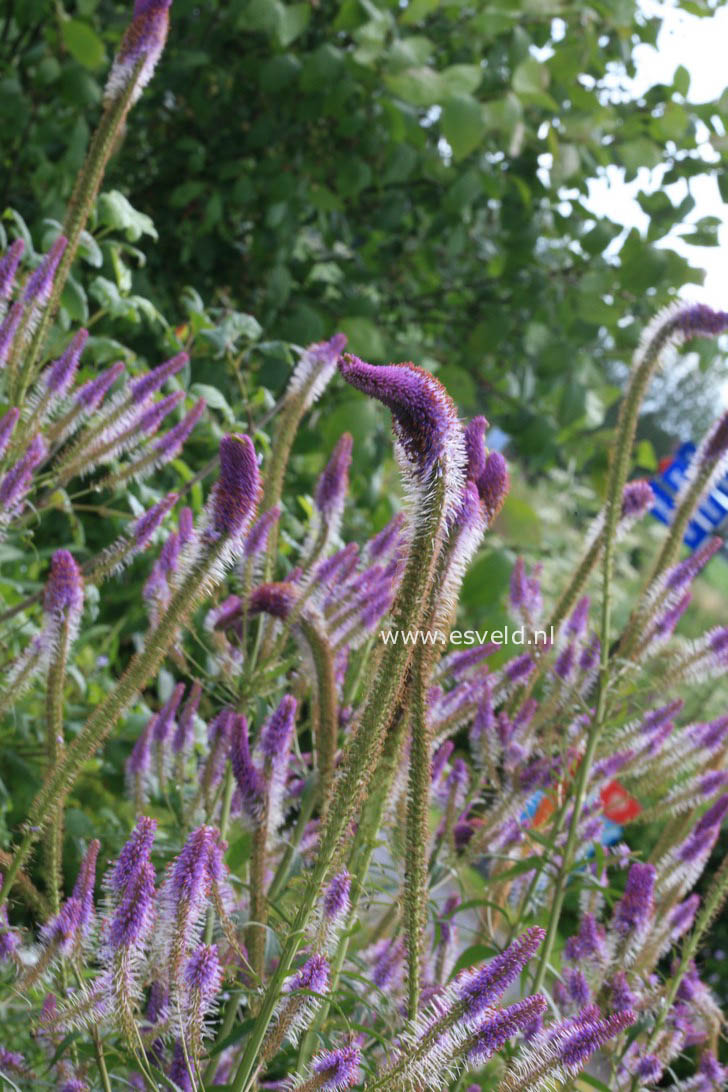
[649,442,728,551]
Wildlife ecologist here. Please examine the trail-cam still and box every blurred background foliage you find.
[3,0,728,479]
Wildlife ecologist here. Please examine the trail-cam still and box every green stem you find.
[13,65,142,402]
[403,645,432,1019]
[45,615,71,915]
[229,478,447,1092]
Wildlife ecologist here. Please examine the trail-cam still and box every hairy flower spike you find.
[129,352,187,404]
[287,333,347,409]
[76,361,125,411]
[612,861,655,938]
[0,238,24,304]
[459,927,545,1018]
[315,433,353,520]
[108,816,157,894]
[477,449,510,522]
[310,1043,361,1090]
[0,407,20,458]
[23,236,67,308]
[43,549,83,620]
[134,492,179,551]
[0,301,22,366]
[46,328,88,395]
[339,354,466,521]
[105,0,173,105]
[210,433,261,538]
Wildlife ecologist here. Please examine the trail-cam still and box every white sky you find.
[584,0,728,308]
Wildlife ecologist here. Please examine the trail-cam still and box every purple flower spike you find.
[459,927,545,1017]
[154,397,206,461]
[72,838,100,936]
[666,537,722,593]
[248,581,297,619]
[109,815,157,894]
[338,354,465,509]
[129,352,187,404]
[291,953,330,995]
[311,1043,361,1090]
[612,861,655,936]
[108,858,155,950]
[43,549,83,618]
[288,333,347,409]
[132,492,178,551]
[558,1009,635,1074]
[477,450,509,522]
[0,407,20,458]
[46,328,88,395]
[230,714,265,819]
[620,480,654,522]
[0,239,24,301]
[323,871,351,924]
[609,971,637,1013]
[184,942,222,1001]
[153,682,186,745]
[670,894,699,939]
[168,1041,193,1091]
[674,302,728,338]
[468,994,547,1064]
[23,236,67,306]
[0,432,47,510]
[366,511,405,561]
[567,596,590,637]
[178,505,194,544]
[211,434,261,538]
[244,505,281,560]
[464,415,489,482]
[0,302,23,366]
[260,695,297,762]
[106,0,172,104]
[315,432,353,522]
[76,360,125,411]
[338,353,456,475]
[137,389,185,435]
[173,680,202,753]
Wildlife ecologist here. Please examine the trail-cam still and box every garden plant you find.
[1,3,728,1091]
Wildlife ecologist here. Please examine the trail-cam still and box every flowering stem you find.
[299,615,338,809]
[248,810,270,982]
[403,644,433,1019]
[229,479,447,1092]
[532,309,656,992]
[13,65,142,402]
[44,615,71,915]
[0,539,229,912]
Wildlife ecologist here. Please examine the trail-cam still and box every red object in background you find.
[600,780,641,823]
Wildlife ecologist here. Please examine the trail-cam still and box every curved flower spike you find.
[339,354,466,521]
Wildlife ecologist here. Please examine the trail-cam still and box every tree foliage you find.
[2,0,727,470]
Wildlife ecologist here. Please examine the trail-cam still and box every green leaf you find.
[276,2,310,47]
[440,63,482,96]
[98,191,158,241]
[62,19,106,70]
[512,58,549,95]
[400,0,440,24]
[338,316,387,360]
[190,383,235,423]
[384,66,442,106]
[441,94,486,159]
